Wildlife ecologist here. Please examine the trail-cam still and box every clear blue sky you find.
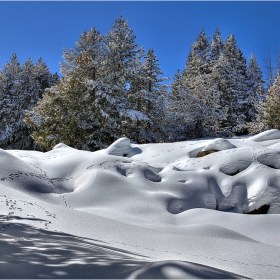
[0,1,280,84]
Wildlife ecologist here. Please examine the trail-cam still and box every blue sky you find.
[0,1,280,84]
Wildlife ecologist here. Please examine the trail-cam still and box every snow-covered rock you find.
[105,137,141,157]
[202,138,236,151]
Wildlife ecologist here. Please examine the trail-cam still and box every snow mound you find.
[202,138,236,151]
[257,152,280,169]
[52,143,71,149]
[249,129,280,142]
[105,137,141,157]
[0,149,53,194]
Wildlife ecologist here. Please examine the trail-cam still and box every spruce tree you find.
[27,17,149,150]
[246,53,265,124]
[169,70,192,141]
[0,54,55,150]
[187,73,227,138]
[126,49,169,143]
[179,30,212,138]
[0,54,21,148]
[266,73,280,129]
[263,50,277,88]
[104,16,143,139]
[184,29,211,81]
[26,28,115,150]
[210,28,223,67]
[177,29,227,139]
[212,34,249,135]
[248,73,280,133]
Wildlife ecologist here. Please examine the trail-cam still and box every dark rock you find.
[248,204,270,214]
[197,150,219,158]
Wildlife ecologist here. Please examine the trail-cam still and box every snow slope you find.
[1,129,280,278]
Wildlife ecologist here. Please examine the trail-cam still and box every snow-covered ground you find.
[1,129,280,278]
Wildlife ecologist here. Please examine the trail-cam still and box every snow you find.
[202,137,236,151]
[1,129,280,278]
[125,109,150,121]
[248,128,280,142]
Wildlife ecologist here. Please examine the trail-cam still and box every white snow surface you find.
[125,109,151,121]
[202,138,236,151]
[1,129,280,278]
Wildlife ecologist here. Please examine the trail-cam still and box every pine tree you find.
[126,49,169,143]
[184,29,211,81]
[248,73,280,133]
[169,69,227,140]
[210,27,223,67]
[266,73,280,129]
[246,53,265,124]
[156,94,169,142]
[26,28,116,150]
[0,54,55,150]
[27,17,149,150]
[187,73,227,138]
[177,29,212,138]
[263,50,277,88]
[0,54,21,148]
[169,70,191,141]
[212,34,249,135]
[176,29,228,139]
[104,16,143,139]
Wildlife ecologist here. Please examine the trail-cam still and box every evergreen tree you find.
[265,73,280,129]
[156,94,169,142]
[184,29,211,81]
[126,49,169,143]
[169,69,191,141]
[176,29,227,139]
[0,54,21,148]
[26,28,115,150]
[0,54,55,150]
[178,29,212,138]
[170,29,266,138]
[104,16,143,138]
[212,34,249,135]
[263,50,277,88]
[27,17,152,150]
[210,27,223,67]
[169,69,227,140]
[246,53,265,124]
[187,73,227,138]
[248,73,280,134]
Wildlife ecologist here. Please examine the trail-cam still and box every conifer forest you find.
[1,16,280,151]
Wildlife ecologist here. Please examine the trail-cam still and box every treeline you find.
[0,16,280,151]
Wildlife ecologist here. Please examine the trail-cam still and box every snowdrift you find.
[1,129,280,278]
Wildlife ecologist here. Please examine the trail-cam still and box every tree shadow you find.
[127,260,250,279]
[0,215,148,279]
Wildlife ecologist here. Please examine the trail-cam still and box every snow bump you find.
[249,129,280,142]
[202,138,236,151]
[106,137,142,157]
